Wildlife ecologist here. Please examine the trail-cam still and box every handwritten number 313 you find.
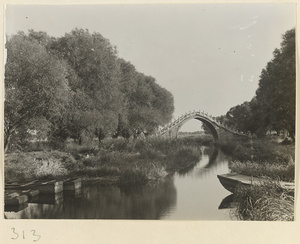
[11,228,41,242]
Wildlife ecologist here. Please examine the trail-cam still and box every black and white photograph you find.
[3,3,296,222]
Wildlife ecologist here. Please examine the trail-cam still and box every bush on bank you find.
[215,133,295,221]
[215,133,295,181]
[5,151,75,182]
[5,136,205,185]
[216,134,294,163]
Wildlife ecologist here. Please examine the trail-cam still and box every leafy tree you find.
[224,102,253,132]
[4,32,70,152]
[5,29,175,151]
[112,114,130,139]
[118,59,174,137]
[27,29,54,48]
[49,28,125,142]
[255,28,295,139]
[221,28,295,140]
[146,76,174,126]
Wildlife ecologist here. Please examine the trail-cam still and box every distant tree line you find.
[4,28,174,152]
[217,28,295,140]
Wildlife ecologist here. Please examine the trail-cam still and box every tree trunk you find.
[4,133,11,153]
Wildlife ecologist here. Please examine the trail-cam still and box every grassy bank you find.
[216,134,295,182]
[5,136,208,187]
[216,133,295,221]
[232,182,294,221]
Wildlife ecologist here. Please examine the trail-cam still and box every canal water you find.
[5,146,235,220]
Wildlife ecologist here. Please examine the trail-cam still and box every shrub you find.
[64,141,99,158]
[5,151,75,182]
[139,147,166,161]
[143,163,168,180]
[35,157,68,178]
[101,138,134,152]
[82,157,100,167]
[217,135,294,165]
[5,135,207,184]
[78,165,120,178]
[118,167,148,187]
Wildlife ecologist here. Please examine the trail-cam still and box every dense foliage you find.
[218,29,295,140]
[5,137,204,185]
[4,29,174,151]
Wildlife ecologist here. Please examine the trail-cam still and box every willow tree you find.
[117,59,174,138]
[4,32,70,151]
[256,28,295,139]
[221,28,295,139]
[50,28,125,142]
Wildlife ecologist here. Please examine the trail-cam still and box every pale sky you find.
[5,4,295,131]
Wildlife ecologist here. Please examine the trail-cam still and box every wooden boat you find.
[217,172,294,193]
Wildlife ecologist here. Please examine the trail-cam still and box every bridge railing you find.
[157,110,247,137]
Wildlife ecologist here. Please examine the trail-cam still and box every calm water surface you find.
[5,146,234,220]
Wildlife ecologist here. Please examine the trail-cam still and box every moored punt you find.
[63,178,82,191]
[217,172,295,193]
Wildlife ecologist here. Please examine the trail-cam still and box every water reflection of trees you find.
[177,146,221,177]
[5,146,230,219]
[177,162,198,175]
[6,178,177,219]
[73,179,177,219]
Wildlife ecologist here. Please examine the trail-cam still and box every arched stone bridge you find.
[157,110,248,141]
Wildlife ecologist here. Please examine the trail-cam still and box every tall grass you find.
[5,151,73,182]
[118,163,168,188]
[216,135,294,164]
[229,161,294,182]
[5,136,205,186]
[233,182,294,221]
[216,133,295,221]
[216,133,295,182]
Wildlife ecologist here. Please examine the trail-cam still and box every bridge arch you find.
[175,115,219,140]
[158,110,247,140]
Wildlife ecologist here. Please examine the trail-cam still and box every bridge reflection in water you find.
[5,146,234,220]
